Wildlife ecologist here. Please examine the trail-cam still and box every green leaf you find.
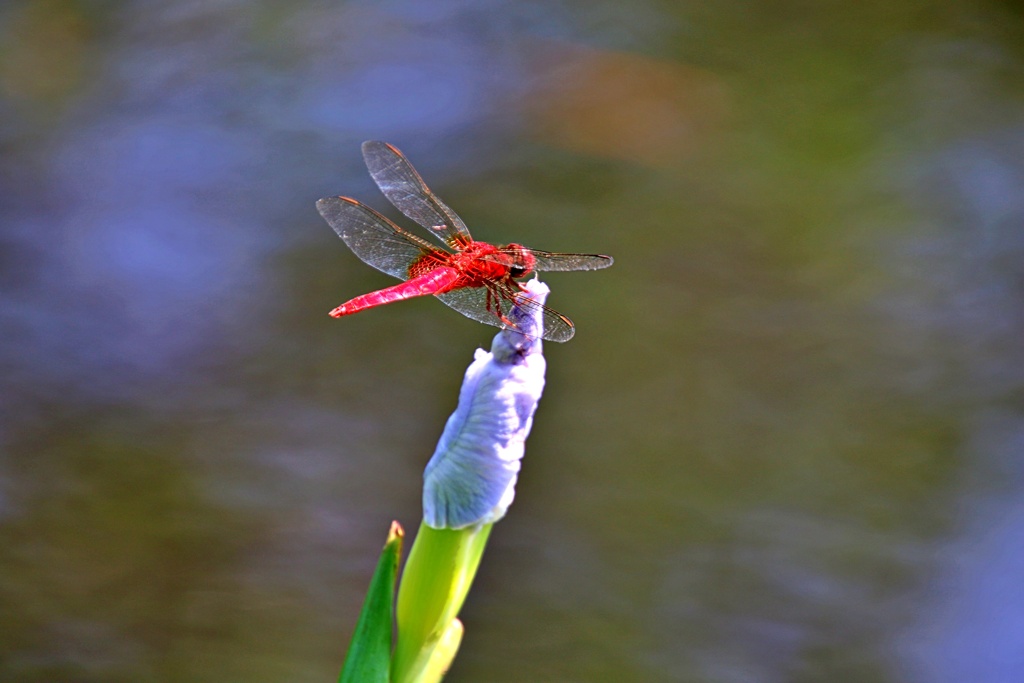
[415,617,464,683]
[338,521,404,683]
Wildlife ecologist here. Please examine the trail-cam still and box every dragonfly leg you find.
[484,286,511,327]
[488,283,526,330]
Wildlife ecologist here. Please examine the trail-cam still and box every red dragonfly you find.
[316,141,613,342]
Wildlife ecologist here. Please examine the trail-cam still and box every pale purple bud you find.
[422,279,549,529]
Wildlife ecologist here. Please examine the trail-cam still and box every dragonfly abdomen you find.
[330,267,461,318]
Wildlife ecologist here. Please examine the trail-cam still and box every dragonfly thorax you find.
[450,242,511,284]
[452,242,536,282]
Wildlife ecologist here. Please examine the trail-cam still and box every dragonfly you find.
[316,141,613,342]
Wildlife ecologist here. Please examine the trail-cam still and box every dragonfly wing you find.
[316,196,444,279]
[526,250,614,272]
[435,282,576,343]
[361,141,472,247]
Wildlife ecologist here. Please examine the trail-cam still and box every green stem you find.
[391,522,493,683]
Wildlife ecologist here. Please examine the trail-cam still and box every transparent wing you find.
[361,141,472,248]
[435,282,576,343]
[316,196,446,280]
[525,250,614,272]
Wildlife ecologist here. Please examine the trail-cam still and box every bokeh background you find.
[3,1,1024,681]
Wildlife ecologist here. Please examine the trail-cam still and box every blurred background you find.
[2,1,1024,681]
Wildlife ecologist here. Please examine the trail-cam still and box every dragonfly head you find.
[503,244,536,279]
